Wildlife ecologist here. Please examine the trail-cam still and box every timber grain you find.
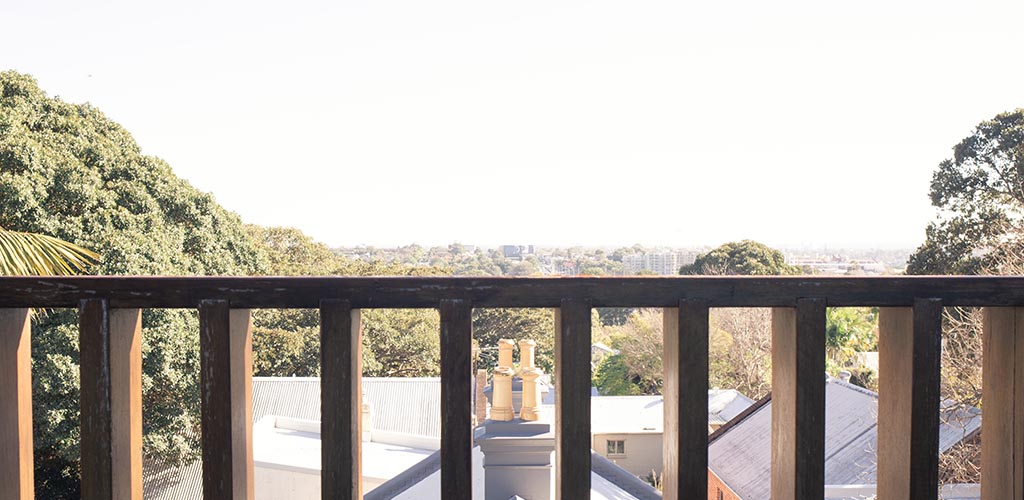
[3,276,1024,308]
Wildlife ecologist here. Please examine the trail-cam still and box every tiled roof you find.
[708,376,982,500]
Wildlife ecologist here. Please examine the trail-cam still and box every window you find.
[717,489,724,500]
[606,439,625,456]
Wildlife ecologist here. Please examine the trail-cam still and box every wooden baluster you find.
[981,307,1024,500]
[877,299,942,500]
[79,300,143,500]
[439,299,473,500]
[771,298,826,500]
[320,300,362,500]
[662,300,709,499]
[198,301,253,500]
[555,298,591,500]
[0,308,33,500]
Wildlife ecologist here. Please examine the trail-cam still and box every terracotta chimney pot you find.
[491,366,515,421]
[518,339,537,371]
[497,339,515,368]
[519,367,543,421]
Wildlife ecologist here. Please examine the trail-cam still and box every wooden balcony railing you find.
[2,276,1024,499]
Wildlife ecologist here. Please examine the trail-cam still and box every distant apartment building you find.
[623,252,682,275]
[501,245,535,259]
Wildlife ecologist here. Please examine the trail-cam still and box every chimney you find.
[839,370,852,383]
[476,338,556,500]
[518,339,537,371]
[475,369,488,425]
[518,340,543,421]
[497,338,515,368]
[490,366,515,421]
[361,403,372,442]
[476,420,554,500]
[519,368,542,421]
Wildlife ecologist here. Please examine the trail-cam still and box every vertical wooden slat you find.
[662,300,709,499]
[771,298,825,500]
[80,303,144,499]
[877,307,913,500]
[877,299,943,500]
[321,300,362,500]
[554,298,591,500]
[0,308,33,500]
[109,309,143,500]
[230,309,254,499]
[981,307,1024,500]
[439,299,473,500]
[199,301,254,500]
[911,299,943,498]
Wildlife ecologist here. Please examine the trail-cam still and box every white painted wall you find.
[592,432,663,479]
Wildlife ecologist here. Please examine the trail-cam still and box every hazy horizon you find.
[5,0,1022,249]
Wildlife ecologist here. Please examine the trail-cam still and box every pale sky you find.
[3,0,1023,249]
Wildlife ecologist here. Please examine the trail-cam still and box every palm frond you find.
[0,227,100,276]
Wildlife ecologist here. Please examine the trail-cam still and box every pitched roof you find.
[364,447,663,500]
[707,376,982,500]
[588,390,755,434]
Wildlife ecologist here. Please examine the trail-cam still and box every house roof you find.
[588,389,755,434]
[707,376,982,500]
[253,416,435,482]
[143,377,446,498]
[364,447,663,500]
[254,376,445,437]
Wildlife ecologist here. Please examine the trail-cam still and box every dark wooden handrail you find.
[2,275,1024,308]
[1,276,1023,500]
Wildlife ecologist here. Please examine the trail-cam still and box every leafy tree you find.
[903,112,1024,483]
[361,309,440,377]
[593,355,644,395]
[248,225,449,378]
[1,70,269,497]
[825,307,877,366]
[908,109,1024,275]
[680,240,800,275]
[592,309,663,395]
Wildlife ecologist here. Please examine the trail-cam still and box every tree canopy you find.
[907,109,1024,275]
[1,70,275,497]
[680,239,800,275]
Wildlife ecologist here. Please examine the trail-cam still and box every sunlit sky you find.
[4,0,1023,249]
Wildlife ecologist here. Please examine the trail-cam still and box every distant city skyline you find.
[4,0,1022,249]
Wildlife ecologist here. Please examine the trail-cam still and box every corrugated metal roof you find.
[708,377,982,500]
[252,377,443,436]
[144,377,444,499]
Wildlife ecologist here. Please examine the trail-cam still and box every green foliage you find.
[362,309,440,377]
[908,109,1024,275]
[593,355,644,395]
[825,307,878,365]
[592,309,663,395]
[0,226,99,275]
[1,70,269,496]
[680,240,800,275]
[472,308,555,374]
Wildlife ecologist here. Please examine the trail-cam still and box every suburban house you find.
[588,389,754,477]
[707,376,982,500]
